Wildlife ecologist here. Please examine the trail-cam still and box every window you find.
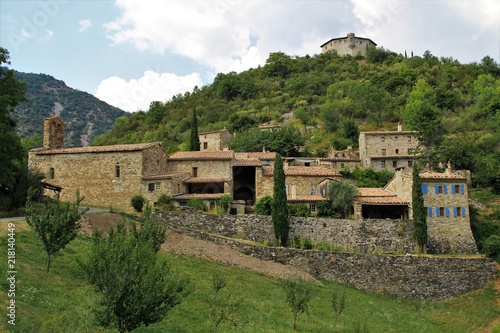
[395,149,399,154]
[408,148,413,154]
[155,183,161,191]
[49,167,55,179]
[192,167,198,177]
[310,203,316,212]
[285,184,289,195]
[407,136,412,142]
[380,161,385,167]
[340,163,345,169]
[148,183,155,191]
[304,162,310,167]
[381,149,386,156]
[439,207,445,217]
[311,185,317,195]
[392,161,397,168]
[408,160,413,167]
[203,142,208,150]
[454,185,460,194]
[332,162,337,168]
[437,185,443,194]
[455,207,461,218]
[115,164,120,178]
[381,137,385,142]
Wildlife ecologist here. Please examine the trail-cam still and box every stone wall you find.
[157,212,496,300]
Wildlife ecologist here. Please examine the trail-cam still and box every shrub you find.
[215,194,233,214]
[255,195,273,215]
[288,203,311,217]
[483,235,500,262]
[187,198,208,212]
[155,194,177,212]
[131,194,146,212]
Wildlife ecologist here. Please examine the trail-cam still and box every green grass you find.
[1,223,499,333]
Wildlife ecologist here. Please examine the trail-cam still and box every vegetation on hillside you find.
[91,48,499,192]
[12,71,127,147]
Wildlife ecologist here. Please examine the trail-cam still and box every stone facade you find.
[320,33,376,56]
[157,211,496,300]
[359,126,419,172]
[199,128,232,151]
[43,116,64,149]
[385,169,477,254]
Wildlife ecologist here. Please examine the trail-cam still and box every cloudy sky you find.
[1,0,499,112]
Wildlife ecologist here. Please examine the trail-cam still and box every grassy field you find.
[0,220,499,333]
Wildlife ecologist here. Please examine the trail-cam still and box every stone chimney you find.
[397,122,402,132]
[43,116,64,149]
[445,161,453,174]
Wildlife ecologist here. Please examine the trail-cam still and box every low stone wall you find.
[168,226,496,300]
[156,212,497,300]
[156,212,415,254]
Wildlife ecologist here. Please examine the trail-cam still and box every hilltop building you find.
[198,128,232,151]
[320,33,376,56]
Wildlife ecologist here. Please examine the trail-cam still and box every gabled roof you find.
[355,188,409,205]
[262,166,340,177]
[169,150,234,160]
[31,142,163,155]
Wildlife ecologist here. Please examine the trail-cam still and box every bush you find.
[131,194,146,212]
[155,194,177,212]
[215,194,232,214]
[288,203,311,217]
[187,198,208,212]
[255,195,273,215]
[483,235,500,262]
[316,201,337,218]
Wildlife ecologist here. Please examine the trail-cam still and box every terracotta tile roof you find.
[262,166,340,177]
[399,170,468,180]
[234,159,262,166]
[173,193,227,200]
[355,188,408,205]
[183,177,232,184]
[169,150,234,160]
[142,171,190,180]
[287,195,327,203]
[199,128,230,135]
[31,142,163,155]
[360,130,416,135]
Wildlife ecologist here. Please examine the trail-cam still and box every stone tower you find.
[43,116,64,149]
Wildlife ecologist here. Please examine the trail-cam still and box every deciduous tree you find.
[281,279,312,331]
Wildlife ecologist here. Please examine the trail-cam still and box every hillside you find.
[12,71,127,147]
[91,48,500,192]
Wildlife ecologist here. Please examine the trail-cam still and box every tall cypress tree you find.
[272,153,289,246]
[189,107,200,151]
[412,163,427,253]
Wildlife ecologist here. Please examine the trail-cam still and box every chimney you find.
[397,122,402,132]
[445,161,452,174]
[43,116,64,149]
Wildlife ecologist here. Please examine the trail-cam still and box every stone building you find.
[354,188,409,220]
[359,124,419,172]
[321,146,361,171]
[320,32,376,56]
[198,128,232,151]
[385,167,477,254]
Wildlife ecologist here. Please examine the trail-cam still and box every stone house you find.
[354,188,409,220]
[321,146,361,171]
[358,124,419,172]
[198,128,232,151]
[384,167,477,254]
[320,33,376,56]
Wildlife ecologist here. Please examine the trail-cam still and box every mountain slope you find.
[12,71,127,147]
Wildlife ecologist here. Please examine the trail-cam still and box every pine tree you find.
[189,107,200,151]
[272,153,289,246]
[412,163,427,253]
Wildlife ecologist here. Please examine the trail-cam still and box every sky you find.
[1,0,499,112]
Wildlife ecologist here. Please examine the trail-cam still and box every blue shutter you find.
[436,207,440,217]
[422,184,428,194]
[434,185,439,194]
[451,184,456,194]
[445,207,450,217]
[460,185,465,194]
[453,207,457,217]
[462,207,466,217]
[443,185,448,194]
[428,207,433,217]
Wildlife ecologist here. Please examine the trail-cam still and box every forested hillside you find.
[92,48,500,192]
[12,71,127,147]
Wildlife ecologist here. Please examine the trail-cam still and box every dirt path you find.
[81,213,320,284]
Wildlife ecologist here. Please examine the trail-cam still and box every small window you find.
[311,185,317,195]
[407,136,412,142]
[381,149,386,156]
[285,184,289,195]
[332,162,337,168]
[340,163,345,169]
[192,167,198,177]
[408,148,413,154]
[408,160,413,167]
[392,161,397,168]
[381,137,385,142]
[155,183,161,191]
[49,167,55,179]
[456,207,461,218]
[148,183,155,191]
[454,185,460,194]
[380,161,385,167]
[304,162,310,167]
[438,185,443,194]
[395,149,399,154]
[439,207,445,217]
[115,164,120,178]
[310,203,316,212]
[203,142,208,150]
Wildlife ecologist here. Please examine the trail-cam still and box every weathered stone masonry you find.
[157,212,497,300]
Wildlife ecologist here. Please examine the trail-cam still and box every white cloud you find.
[78,19,92,33]
[95,70,203,112]
[38,29,54,42]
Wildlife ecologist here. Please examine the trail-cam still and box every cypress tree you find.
[272,153,289,246]
[189,107,200,151]
[412,163,427,253]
